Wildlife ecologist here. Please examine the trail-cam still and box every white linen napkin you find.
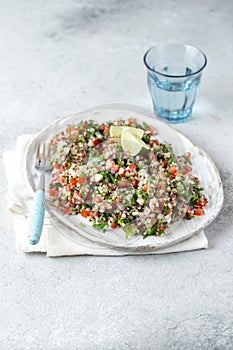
[3,135,208,256]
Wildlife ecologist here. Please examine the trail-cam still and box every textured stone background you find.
[0,0,233,349]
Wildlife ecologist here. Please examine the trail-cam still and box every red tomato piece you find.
[195,208,203,216]
[129,163,137,171]
[53,162,60,169]
[93,138,99,146]
[81,208,89,218]
[169,166,177,175]
[132,179,138,188]
[70,178,77,186]
[49,188,57,197]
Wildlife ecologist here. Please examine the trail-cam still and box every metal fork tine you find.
[47,143,51,158]
[41,143,46,163]
[36,143,40,161]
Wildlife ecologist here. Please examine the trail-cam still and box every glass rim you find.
[143,43,207,78]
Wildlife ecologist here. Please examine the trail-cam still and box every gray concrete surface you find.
[0,0,233,349]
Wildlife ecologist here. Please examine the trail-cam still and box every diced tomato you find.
[186,152,191,159]
[53,162,60,169]
[155,139,160,145]
[111,222,118,229]
[195,208,203,216]
[129,163,137,171]
[99,124,105,131]
[49,188,57,197]
[81,208,90,218]
[169,166,177,175]
[77,176,86,184]
[70,178,77,186]
[143,185,148,191]
[132,179,138,188]
[93,138,99,146]
[61,176,66,183]
[201,198,208,207]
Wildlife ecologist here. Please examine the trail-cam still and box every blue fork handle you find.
[28,189,45,245]
[29,170,46,245]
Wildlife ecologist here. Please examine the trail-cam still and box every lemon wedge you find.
[110,125,144,139]
[121,129,150,156]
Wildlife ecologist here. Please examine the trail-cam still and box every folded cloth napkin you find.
[3,135,208,257]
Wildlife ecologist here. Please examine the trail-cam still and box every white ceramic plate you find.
[24,104,223,252]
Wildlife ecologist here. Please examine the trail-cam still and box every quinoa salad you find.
[48,118,208,239]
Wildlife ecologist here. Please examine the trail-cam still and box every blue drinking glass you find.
[143,43,207,123]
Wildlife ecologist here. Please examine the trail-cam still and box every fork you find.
[28,143,51,245]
